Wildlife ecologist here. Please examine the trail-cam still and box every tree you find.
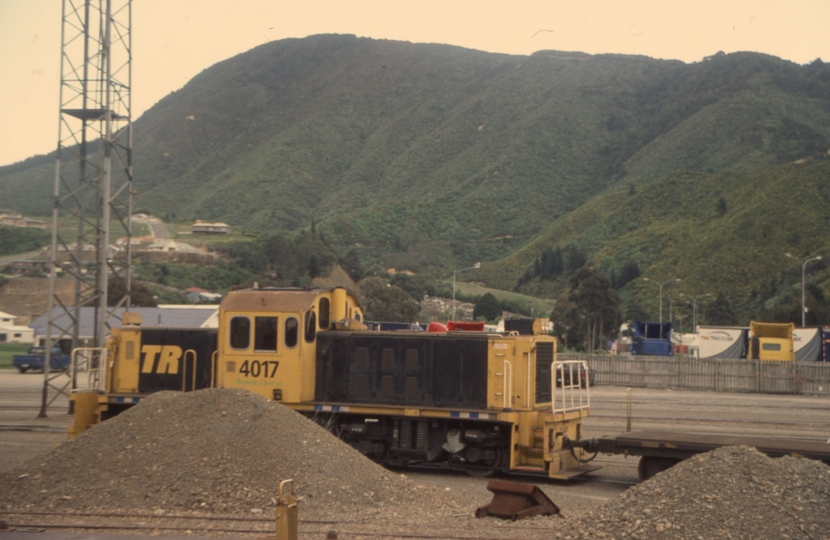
[341,250,363,281]
[551,268,621,354]
[703,292,738,326]
[390,273,435,302]
[261,234,298,279]
[307,255,321,278]
[473,293,502,322]
[563,245,587,274]
[624,299,650,323]
[359,277,421,322]
[107,277,158,307]
[614,261,641,289]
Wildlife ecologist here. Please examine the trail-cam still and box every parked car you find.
[555,363,595,388]
[12,347,71,373]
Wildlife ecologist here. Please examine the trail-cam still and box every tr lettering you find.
[141,345,183,374]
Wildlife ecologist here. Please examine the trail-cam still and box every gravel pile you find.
[0,388,462,518]
[2,388,830,539]
[562,445,830,539]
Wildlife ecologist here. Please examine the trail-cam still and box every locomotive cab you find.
[215,287,364,403]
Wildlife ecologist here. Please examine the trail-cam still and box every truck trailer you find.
[630,321,673,356]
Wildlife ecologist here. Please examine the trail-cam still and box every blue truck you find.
[12,347,72,373]
[630,321,673,356]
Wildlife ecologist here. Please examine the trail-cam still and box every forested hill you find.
[1,35,829,304]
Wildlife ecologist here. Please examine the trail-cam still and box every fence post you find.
[675,356,680,388]
[792,361,798,395]
[754,360,759,393]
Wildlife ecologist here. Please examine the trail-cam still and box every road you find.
[0,369,74,471]
[147,220,169,239]
[0,247,47,268]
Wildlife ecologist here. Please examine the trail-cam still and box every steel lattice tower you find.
[40,0,133,417]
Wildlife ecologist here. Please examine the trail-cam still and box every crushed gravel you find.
[1,388,829,539]
[0,389,463,519]
[561,445,830,539]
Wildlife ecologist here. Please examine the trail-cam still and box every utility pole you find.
[785,253,823,328]
[679,293,711,334]
[642,278,681,323]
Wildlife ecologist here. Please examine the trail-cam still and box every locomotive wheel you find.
[463,466,496,478]
[638,456,681,481]
[462,447,503,477]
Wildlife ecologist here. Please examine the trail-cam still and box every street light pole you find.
[785,253,823,327]
[679,293,711,334]
[452,262,480,321]
[642,277,682,323]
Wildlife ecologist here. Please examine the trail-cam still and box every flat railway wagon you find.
[71,286,595,479]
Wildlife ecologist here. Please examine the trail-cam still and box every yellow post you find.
[275,479,298,540]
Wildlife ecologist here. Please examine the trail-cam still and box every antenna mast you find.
[40,0,133,417]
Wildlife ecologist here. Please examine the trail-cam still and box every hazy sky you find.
[1,0,829,166]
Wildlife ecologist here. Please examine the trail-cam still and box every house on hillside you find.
[8,259,52,275]
[0,216,48,229]
[191,221,231,235]
[0,310,34,343]
[115,235,155,248]
[186,287,222,303]
[144,239,202,253]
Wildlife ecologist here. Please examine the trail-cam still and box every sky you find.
[1,0,829,167]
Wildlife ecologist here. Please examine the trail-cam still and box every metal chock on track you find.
[275,479,298,540]
[475,479,560,521]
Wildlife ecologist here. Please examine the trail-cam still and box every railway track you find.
[0,510,562,539]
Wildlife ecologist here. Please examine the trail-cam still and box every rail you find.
[560,353,830,396]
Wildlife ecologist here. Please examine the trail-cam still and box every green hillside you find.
[483,160,830,323]
[1,36,829,323]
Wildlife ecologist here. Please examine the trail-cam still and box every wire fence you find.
[559,353,830,396]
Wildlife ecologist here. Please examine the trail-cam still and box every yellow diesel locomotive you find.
[71,286,594,478]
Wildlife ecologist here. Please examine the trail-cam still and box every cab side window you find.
[319,297,330,329]
[285,317,299,348]
[255,316,278,352]
[305,310,317,343]
[230,316,251,349]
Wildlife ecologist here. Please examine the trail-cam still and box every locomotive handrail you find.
[525,352,532,409]
[551,360,590,415]
[183,349,198,392]
[210,350,218,388]
[71,347,106,391]
[503,360,513,410]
